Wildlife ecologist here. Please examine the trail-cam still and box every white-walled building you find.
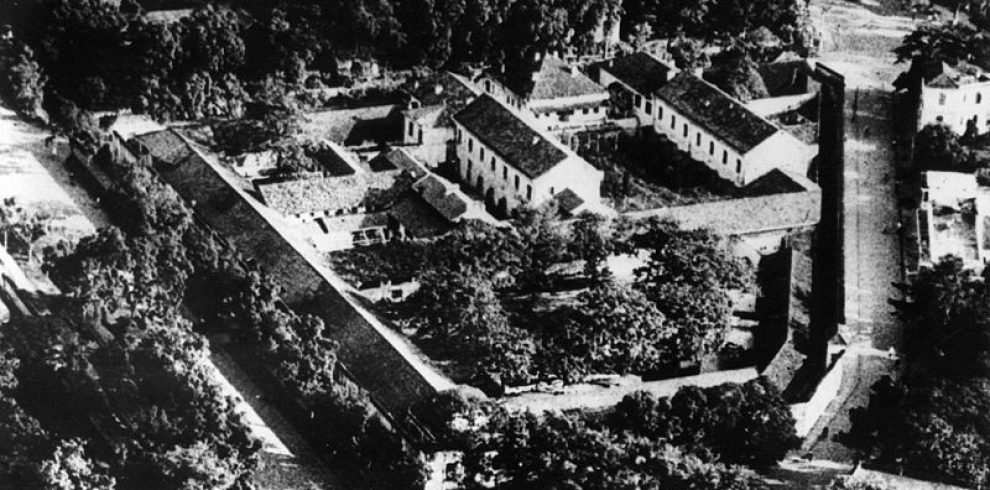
[652,72,815,186]
[401,72,479,166]
[917,61,990,135]
[591,52,677,125]
[452,95,604,215]
[917,170,990,272]
[478,55,610,131]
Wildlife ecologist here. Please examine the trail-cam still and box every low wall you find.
[624,187,821,237]
[791,350,845,438]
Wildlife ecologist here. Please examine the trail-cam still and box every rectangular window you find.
[503,166,508,179]
[696,132,701,146]
[657,106,663,118]
[671,115,676,129]
[722,150,728,164]
[490,157,495,171]
[683,123,688,137]
[550,187,555,195]
[480,148,485,160]
[939,93,947,105]
[709,142,714,155]
[736,159,742,173]
[526,185,532,200]
[408,122,414,137]
[468,139,473,152]
[514,175,520,189]
[645,102,653,114]
[635,94,643,107]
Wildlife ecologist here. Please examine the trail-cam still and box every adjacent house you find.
[590,52,677,125]
[452,95,604,215]
[400,72,480,166]
[478,54,610,130]
[652,72,816,186]
[916,170,990,271]
[915,61,990,134]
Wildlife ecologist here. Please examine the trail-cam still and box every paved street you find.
[801,0,917,460]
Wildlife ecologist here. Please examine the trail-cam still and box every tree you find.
[463,409,761,490]
[915,123,971,172]
[704,50,770,102]
[894,23,980,67]
[0,349,50,487]
[0,40,47,120]
[848,376,990,489]
[542,282,676,380]
[38,439,115,490]
[634,220,754,362]
[408,265,512,354]
[568,212,617,281]
[606,378,799,468]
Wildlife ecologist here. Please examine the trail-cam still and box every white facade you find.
[402,110,452,167]
[478,71,610,131]
[919,81,990,134]
[597,64,672,126]
[452,122,603,214]
[651,96,814,186]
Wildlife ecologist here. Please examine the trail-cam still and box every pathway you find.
[801,0,917,460]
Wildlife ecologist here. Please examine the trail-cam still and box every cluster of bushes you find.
[332,209,754,390]
[847,257,990,488]
[459,378,798,488]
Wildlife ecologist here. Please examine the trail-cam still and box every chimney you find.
[531,136,539,145]
[570,65,579,77]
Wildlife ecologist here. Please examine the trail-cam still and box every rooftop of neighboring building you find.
[551,188,585,216]
[402,72,480,129]
[589,52,676,95]
[255,170,416,217]
[299,105,404,147]
[924,60,990,88]
[655,72,781,153]
[412,174,471,222]
[453,95,569,179]
[490,55,607,101]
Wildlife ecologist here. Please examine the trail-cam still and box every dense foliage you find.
[914,123,973,172]
[0,0,627,122]
[337,208,751,389]
[604,378,800,468]
[620,0,812,55]
[460,378,796,488]
[4,228,260,489]
[847,257,990,488]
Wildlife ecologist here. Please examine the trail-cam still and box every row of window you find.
[661,108,743,174]
[464,159,534,200]
[462,134,533,199]
[939,91,985,105]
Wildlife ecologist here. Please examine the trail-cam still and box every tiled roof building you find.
[478,54,610,131]
[591,51,677,125]
[651,72,816,186]
[453,95,567,179]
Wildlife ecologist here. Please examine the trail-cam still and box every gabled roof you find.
[655,72,780,153]
[402,72,479,128]
[591,52,675,95]
[413,174,470,222]
[369,148,428,178]
[551,188,585,215]
[453,95,568,179]
[493,56,606,101]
